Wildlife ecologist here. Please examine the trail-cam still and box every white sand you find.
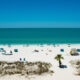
[0,44,80,80]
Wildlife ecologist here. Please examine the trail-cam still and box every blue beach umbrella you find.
[23,58,26,62]
[60,49,64,52]
[14,49,18,52]
[20,58,22,61]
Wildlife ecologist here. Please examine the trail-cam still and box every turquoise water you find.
[0,28,80,44]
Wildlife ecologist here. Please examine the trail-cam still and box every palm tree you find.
[55,54,64,68]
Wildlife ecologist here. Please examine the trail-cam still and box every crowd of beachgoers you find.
[0,44,80,80]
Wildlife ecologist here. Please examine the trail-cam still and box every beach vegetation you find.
[70,60,80,75]
[0,61,53,77]
[55,54,64,68]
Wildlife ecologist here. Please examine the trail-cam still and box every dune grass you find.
[70,60,80,75]
[0,61,53,77]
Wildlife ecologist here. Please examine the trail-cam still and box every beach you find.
[0,44,80,80]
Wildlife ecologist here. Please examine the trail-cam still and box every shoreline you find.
[0,43,80,45]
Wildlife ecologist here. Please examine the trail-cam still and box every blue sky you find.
[0,0,80,28]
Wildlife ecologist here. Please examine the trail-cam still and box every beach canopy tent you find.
[70,48,79,56]
[76,49,80,52]
[60,49,64,52]
[14,49,18,52]
[70,48,76,54]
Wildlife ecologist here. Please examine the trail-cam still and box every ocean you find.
[0,28,80,44]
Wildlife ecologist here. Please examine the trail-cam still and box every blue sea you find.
[0,28,80,44]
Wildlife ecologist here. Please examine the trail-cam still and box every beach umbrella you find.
[23,58,26,62]
[14,49,18,52]
[76,49,80,52]
[0,48,4,50]
[20,58,22,61]
[60,49,64,52]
